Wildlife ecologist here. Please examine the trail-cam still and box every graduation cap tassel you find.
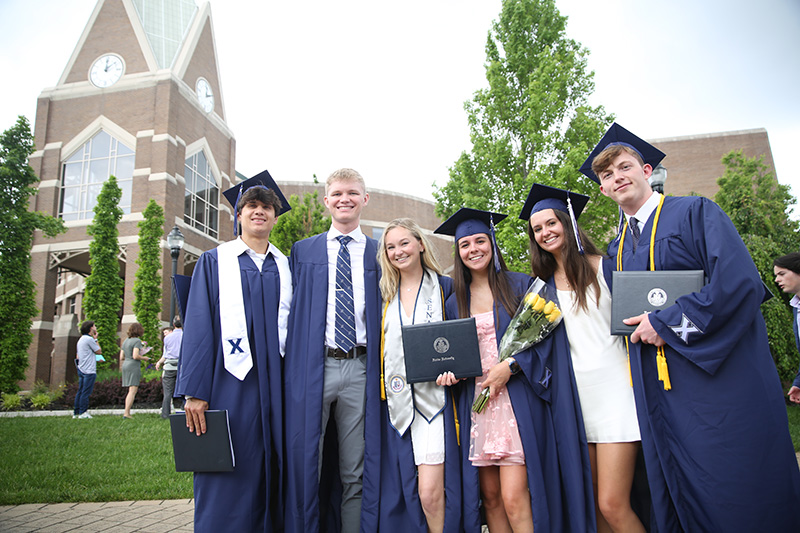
[656,347,671,391]
[567,195,584,255]
[624,338,632,387]
[233,184,243,237]
[490,214,501,272]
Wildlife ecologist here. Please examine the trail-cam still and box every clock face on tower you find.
[89,54,124,88]
[195,78,214,113]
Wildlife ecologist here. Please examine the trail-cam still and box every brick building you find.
[652,128,777,198]
[27,0,235,388]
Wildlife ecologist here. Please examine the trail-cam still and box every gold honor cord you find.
[380,300,389,401]
[617,195,671,391]
[379,286,461,445]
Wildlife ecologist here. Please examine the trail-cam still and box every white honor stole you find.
[384,270,446,435]
[217,239,252,381]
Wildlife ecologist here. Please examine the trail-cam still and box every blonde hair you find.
[325,168,366,195]
[377,218,443,301]
[591,144,645,179]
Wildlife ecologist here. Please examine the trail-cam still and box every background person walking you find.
[74,320,102,419]
[156,317,183,418]
[119,322,151,419]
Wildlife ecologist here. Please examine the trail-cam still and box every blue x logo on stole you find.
[228,338,244,354]
[539,367,552,389]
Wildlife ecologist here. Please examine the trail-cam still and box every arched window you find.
[184,150,219,239]
[60,130,134,221]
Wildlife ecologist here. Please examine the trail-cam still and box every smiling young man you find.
[581,123,800,532]
[774,252,800,403]
[283,168,381,532]
[176,171,292,532]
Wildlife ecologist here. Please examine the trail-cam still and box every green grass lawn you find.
[0,413,192,505]
[787,404,800,453]
[1,407,798,506]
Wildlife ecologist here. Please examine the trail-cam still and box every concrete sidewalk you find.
[0,500,193,533]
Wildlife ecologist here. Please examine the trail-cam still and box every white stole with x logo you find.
[218,239,252,380]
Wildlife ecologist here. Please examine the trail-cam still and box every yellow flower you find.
[546,308,561,323]
[531,295,545,312]
[524,292,540,307]
[543,301,555,315]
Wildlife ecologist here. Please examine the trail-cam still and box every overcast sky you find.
[2,0,798,209]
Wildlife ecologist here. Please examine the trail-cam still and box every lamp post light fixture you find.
[167,225,185,323]
[650,163,668,194]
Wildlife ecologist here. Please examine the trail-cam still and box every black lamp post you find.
[650,163,668,194]
[167,225,185,323]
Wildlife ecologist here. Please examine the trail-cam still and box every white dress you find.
[557,263,641,443]
[404,309,445,465]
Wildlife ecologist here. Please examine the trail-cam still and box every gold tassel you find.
[451,390,460,447]
[380,301,389,401]
[625,337,633,387]
[657,347,671,391]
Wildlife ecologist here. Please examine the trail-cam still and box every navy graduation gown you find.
[176,248,284,532]
[361,275,465,532]
[446,271,596,532]
[605,195,800,532]
[284,232,382,533]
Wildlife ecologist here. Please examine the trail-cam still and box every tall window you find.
[184,151,219,239]
[60,130,134,221]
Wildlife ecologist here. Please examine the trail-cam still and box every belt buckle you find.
[329,347,348,359]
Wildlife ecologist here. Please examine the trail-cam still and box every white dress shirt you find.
[626,191,663,234]
[325,227,368,348]
[236,237,293,356]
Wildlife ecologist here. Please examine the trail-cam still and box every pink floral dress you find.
[468,311,525,466]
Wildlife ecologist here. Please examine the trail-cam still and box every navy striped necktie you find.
[335,235,356,352]
[630,217,641,252]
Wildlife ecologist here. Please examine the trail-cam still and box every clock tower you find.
[27,0,235,387]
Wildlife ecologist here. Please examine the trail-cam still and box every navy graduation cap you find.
[579,122,666,184]
[519,183,589,222]
[434,207,508,271]
[434,207,507,241]
[222,169,291,236]
[520,183,590,254]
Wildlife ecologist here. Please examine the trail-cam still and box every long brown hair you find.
[377,218,443,302]
[527,209,603,312]
[452,235,519,319]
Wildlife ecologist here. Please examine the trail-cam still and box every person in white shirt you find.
[773,252,800,403]
[177,171,292,532]
[284,169,381,532]
[73,320,101,419]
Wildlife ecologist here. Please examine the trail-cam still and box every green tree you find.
[133,200,164,355]
[715,150,800,382]
[433,0,616,272]
[270,191,331,255]
[83,176,124,364]
[0,116,65,393]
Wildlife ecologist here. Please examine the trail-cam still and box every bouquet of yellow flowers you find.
[473,278,563,413]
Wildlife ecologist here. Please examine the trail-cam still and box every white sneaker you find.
[77,412,93,419]
[72,414,77,419]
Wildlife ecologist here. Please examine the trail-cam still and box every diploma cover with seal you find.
[611,270,705,335]
[169,410,235,472]
[401,317,482,383]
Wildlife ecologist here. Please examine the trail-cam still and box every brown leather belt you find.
[325,346,367,359]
